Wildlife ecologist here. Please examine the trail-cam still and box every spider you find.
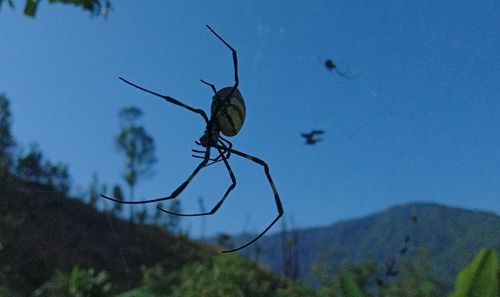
[319,55,359,80]
[101,25,283,253]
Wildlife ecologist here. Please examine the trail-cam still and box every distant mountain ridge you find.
[232,202,500,286]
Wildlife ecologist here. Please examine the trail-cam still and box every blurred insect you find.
[377,216,418,287]
[318,55,359,80]
[301,129,324,145]
[385,258,399,277]
[102,25,283,253]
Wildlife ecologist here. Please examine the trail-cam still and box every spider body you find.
[211,87,246,137]
[324,59,336,70]
[102,25,283,253]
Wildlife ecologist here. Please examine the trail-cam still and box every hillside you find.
[0,173,215,294]
[234,202,500,286]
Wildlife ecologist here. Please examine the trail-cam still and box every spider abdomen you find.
[211,87,246,137]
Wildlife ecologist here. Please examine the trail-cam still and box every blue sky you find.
[1,0,499,238]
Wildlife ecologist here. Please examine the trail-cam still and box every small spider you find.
[301,129,324,145]
[385,257,399,277]
[102,25,283,253]
[319,55,358,80]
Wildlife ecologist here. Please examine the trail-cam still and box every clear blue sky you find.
[1,0,499,238]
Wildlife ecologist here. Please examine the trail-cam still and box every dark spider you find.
[101,25,283,253]
[377,216,417,287]
[301,129,324,145]
[319,55,358,80]
[385,257,399,277]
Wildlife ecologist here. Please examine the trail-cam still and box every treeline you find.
[0,93,187,233]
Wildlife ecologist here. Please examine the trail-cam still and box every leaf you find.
[340,272,366,297]
[449,247,498,297]
[23,0,39,17]
[48,0,98,12]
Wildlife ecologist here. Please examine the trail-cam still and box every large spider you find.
[102,25,283,253]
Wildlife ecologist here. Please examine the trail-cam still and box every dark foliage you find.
[0,0,112,18]
[0,173,211,295]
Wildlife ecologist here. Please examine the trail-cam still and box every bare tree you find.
[0,94,15,177]
[116,106,156,223]
[198,196,206,240]
[281,216,300,280]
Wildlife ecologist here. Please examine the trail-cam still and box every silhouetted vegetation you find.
[163,200,181,234]
[0,94,15,176]
[110,184,124,216]
[0,0,112,18]
[115,106,156,223]
[15,143,71,194]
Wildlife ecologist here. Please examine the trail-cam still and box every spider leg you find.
[192,149,206,154]
[207,140,233,166]
[119,77,209,124]
[200,79,218,95]
[192,148,220,161]
[219,136,233,160]
[334,68,360,80]
[206,25,239,98]
[191,151,224,168]
[213,144,283,253]
[199,79,225,117]
[191,139,232,167]
[158,146,236,218]
[101,147,211,204]
[202,142,230,167]
[191,154,220,162]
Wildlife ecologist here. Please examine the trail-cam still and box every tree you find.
[47,162,71,194]
[215,233,233,250]
[110,184,123,216]
[15,143,45,182]
[281,216,300,280]
[0,94,16,176]
[197,196,206,240]
[87,173,108,210]
[0,0,112,18]
[88,172,100,208]
[116,106,156,223]
[154,202,163,225]
[15,143,71,193]
[165,200,181,234]
[137,209,147,225]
